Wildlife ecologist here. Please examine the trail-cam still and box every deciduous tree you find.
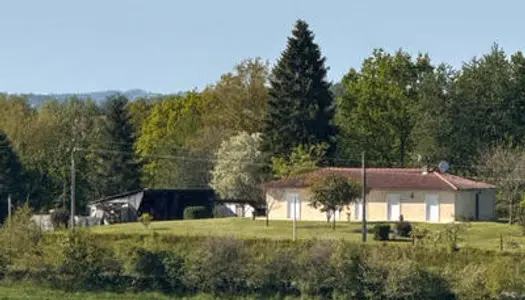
[272,143,327,179]
[476,144,525,224]
[337,49,432,167]
[308,173,361,230]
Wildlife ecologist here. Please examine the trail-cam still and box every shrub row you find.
[4,207,525,299]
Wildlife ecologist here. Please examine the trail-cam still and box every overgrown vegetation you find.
[1,208,525,299]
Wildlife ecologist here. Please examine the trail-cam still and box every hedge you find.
[183,206,212,220]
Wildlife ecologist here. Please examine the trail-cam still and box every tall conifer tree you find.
[0,130,24,221]
[95,95,141,197]
[261,20,336,159]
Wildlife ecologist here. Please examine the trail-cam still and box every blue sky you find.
[0,0,523,94]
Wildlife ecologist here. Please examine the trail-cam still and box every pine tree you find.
[94,95,142,197]
[0,130,24,221]
[261,20,336,159]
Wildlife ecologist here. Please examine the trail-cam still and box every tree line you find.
[0,19,523,218]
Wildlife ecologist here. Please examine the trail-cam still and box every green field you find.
[90,217,525,251]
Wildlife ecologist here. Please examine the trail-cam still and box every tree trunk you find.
[332,215,336,230]
[266,214,269,227]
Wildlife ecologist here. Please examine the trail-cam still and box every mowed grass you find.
[90,217,525,251]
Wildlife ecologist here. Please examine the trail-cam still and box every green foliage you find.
[136,92,213,188]
[246,248,298,296]
[0,204,43,273]
[382,259,454,300]
[93,95,142,198]
[271,143,327,179]
[204,58,270,135]
[373,224,391,241]
[337,49,433,167]
[50,207,70,230]
[0,130,25,221]
[261,20,336,159]
[308,172,361,229]
[127,248,184,292]
[295,241,335,297]
[184,237,247,295]
[55,230,122,289]
[138,213,152,229]
[183,206,212,220]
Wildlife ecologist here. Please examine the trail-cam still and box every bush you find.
[383,259,454,300]
[55,230,122,290]
[183,206,212,220]
[50,208,70,230]
[247,248,298,296]
[396,221,412,237]
[296,241,335,297]
[128,248,184,292]
[138,213,152,229]
[0,204,44,274]
[373,223,391,241]
[184,237,247,295]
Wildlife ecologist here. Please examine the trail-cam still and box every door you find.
[426,194,440,222]
[387,195,401,221]
[286,193,301,219]
[355,200,363,221]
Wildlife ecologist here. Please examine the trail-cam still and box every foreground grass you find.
[0,284,282,300]
[89,217,525,251]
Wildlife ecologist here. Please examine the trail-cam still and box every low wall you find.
[31,214,102,231]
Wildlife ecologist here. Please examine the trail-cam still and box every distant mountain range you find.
[22,89,163,107]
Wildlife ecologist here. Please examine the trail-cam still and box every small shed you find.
[88,188,215,224]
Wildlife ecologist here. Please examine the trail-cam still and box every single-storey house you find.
[265,167,496,223]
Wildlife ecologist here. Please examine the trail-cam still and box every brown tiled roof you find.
[265,167,496,191]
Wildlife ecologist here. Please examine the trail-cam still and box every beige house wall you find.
[267,188,470,223]
[266,188,330,221]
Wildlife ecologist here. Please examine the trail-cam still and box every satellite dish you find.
[438,161,450,173]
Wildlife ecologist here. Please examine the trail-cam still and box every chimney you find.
[421,165,428,175]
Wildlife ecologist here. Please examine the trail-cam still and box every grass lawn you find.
[89,217,525,251]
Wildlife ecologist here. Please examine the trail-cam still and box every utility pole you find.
[70,147,76,230]
[292,196,297,241]
[7,194,11,226]
[362,151,367,243]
